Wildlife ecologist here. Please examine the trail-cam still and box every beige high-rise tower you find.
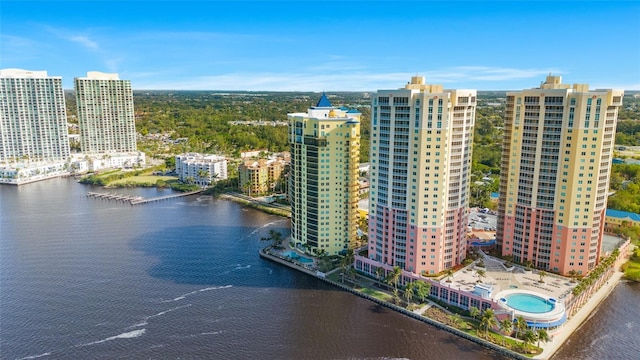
[367,76,476,275]
[497,75,623,276]
[288,93,361,256]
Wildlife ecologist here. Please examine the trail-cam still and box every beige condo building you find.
[288,93,361,255]
[497,75,623,276]
[365,76,476,275]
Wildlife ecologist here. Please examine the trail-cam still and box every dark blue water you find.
[1,178,507,359]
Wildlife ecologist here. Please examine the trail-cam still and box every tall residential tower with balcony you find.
[288,93,361,256]
[75,72,137,154]
[496,75,623,276]
[0,69,70,164]
[367,76,476,275]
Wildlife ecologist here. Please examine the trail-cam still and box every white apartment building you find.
[75,72,137,154]
[366,76,476,275]
[0,69,70,164]
[175,153,228,186]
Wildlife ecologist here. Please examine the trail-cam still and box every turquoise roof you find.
[490,192,499,198]
[347,109,361,114]
[606,209,640,222]
[315,92,332,107]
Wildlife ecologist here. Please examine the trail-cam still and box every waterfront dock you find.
[86,190,203,205]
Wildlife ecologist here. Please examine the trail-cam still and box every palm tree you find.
[469,306,480,320]
[448,313,462,328]
[568,269,578,283]
[499,318,513,346]
[404,282,415,305]
[268,229,283,248]
[196,169,210,186]
[538,270,547,283]
[445,269,454,282]
[515,315,528,339]
[375,267,385,286]
[392,288,401,304]
[522,330,537,352]
[536,328,550,348]
[481,309,497,338]
[385,266,402,290]
[525,260,534,271]
[475,269,486,282]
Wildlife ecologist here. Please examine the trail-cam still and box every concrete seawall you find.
[259,248,529,360]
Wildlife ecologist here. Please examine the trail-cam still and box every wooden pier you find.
[86,190,203,205]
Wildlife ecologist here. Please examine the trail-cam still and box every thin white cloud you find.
[69,35,99,51]
[132,66,565,91]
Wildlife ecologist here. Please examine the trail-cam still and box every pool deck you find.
[533,270,624,359]
[445,255,575,303]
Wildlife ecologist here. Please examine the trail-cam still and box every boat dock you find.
[86,190,203,205]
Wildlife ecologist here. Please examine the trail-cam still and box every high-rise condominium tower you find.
[288,94,361,256]
[497,75,623,276]
[0,69,70,163]
[368,76,476,274]
[75,72,136,153]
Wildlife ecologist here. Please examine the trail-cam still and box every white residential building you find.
[0,69,71,184]
[0,69,70,164]
[75,72,137,154]
[175,153,228,186]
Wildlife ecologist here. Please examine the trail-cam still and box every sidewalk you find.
[534,271,625,359]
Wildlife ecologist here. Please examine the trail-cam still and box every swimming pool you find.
[282,250,314,264]
[503,293,554,313]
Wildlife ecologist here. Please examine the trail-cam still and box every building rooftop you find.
[314,92,332,108]
[606,209,640,222]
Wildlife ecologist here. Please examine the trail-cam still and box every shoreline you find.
[259,245,624,360]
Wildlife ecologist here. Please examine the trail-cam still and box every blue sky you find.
[2,1,639,91]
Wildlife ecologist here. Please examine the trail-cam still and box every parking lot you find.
[468,209,497,230]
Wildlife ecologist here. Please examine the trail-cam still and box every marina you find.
[86,190,203,205]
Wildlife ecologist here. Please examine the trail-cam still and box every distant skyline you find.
[1,1,639,91]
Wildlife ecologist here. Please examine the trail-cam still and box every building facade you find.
[238,157,285,195]
[288,94,361,255]
[367,76,476,275]
[0,69,70,164]
[75,72,137,154]
[175,153,228,186]
[497,75,623,275]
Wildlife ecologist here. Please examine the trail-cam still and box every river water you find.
[0,178,637,359]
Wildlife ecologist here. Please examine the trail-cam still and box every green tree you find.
[480,309,497,338]
[448,313,462,328]
[385,266,402,290]
[514,315,528,339]
[536,328,550,348]
[404,281,415,305]
[499,318,513,345]
[469,306,480,320]
[413,280,431,303]
[538,270,547,283]
[522,330,537,351]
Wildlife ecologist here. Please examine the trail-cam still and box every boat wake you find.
[77,329,146,347]
[18,352,51,359]
[164,285,233,302]
[128,304,192,329]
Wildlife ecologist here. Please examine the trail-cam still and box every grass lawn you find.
[621,246,640,281]
[110,175,177,185]
[359,287,393,302]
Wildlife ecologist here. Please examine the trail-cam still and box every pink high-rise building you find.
[367,76,476,275]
